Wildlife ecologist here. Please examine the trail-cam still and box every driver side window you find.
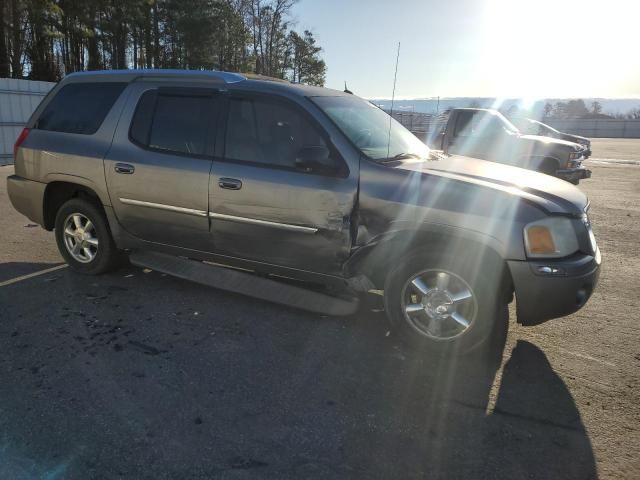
[224,95,340,174]
[454,112,501,139]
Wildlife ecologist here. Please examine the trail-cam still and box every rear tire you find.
[383,250,508,356]
[54,198,120,275]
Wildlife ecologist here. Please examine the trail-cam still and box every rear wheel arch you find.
[43,182,106,230]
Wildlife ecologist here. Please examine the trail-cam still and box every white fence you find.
[544,119,640,138]
[0,78,55,165]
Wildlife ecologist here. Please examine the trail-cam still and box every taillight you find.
[14,128,30,159]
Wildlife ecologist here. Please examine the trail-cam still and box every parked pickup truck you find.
[7,70,601,354]
[511,117,592,158]
[432,108,591,184]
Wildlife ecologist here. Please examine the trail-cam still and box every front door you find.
[208,93,357,276]
[105,83,220,250]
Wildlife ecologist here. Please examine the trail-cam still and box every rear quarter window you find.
[36,82,127,135]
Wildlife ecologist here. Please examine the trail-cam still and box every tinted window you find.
[225,96,333,171]
[130,90,213,156]
[454,111,501,138]
[453,111,475,137]
[129,90,156,146]
[37,82,126,134]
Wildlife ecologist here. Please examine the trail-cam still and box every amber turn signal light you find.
[526,226,556,254]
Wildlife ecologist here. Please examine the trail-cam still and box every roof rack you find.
[67,69,247,84]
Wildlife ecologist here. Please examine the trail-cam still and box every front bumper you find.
[6,175,46,226]
[556,165,591,182]
[508,249,601,326]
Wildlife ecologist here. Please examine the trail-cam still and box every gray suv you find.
[7,69,601,353]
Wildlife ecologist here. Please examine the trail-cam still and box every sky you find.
[295,0,640,99]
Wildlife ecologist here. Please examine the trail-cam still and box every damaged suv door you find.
[208,92,357,276]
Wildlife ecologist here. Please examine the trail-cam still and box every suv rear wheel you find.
[383,251,507,354]
[54,198,120,274]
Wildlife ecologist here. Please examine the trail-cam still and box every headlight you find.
[569,151,581,161]
[524,217,579,258]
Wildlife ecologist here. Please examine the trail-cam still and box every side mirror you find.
[295,146,334,174]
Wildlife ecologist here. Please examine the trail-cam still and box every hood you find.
[519,134,583,151]
[397,155,588,216]
[558,132,590,144]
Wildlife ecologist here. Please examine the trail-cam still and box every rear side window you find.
[36,82,126,135]
[130,90,214,156]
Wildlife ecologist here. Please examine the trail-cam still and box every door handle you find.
[218,178,242,190]
[114,163,135,174]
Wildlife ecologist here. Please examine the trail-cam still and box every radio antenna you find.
[387,42,401,159]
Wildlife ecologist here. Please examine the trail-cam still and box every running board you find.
[129,251,359,316]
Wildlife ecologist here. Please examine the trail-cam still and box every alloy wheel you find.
[62,213,99,263]
[400,269,478,340]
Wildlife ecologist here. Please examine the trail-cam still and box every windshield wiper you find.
[378,152,422,163]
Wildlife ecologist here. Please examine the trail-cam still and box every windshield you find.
[492,111,520,134]
[531,119,560,134]
[312,95,430,161]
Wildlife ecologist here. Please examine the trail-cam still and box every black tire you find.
[54,198,120,275]
[383,250,508,355]
[537,158,558,176]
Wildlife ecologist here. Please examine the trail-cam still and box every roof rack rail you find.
[66,69,247,84]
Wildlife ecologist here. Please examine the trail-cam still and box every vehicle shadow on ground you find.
[0,267,597,479]
[336,306,598,479]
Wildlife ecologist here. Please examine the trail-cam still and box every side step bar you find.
[129,251,360,316]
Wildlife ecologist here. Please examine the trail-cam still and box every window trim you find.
[127,87,220,160]
[219,91,350,178]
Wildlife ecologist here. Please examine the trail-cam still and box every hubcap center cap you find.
[423,289,453,320]
[74,230,90,244]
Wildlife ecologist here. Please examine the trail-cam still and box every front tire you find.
[537,158,558,176]
[54,198,120,275]
[383,251,507,355]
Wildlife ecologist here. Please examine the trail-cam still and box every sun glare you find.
[478,0,640,97]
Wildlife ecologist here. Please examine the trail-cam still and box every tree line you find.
[0,0,326,85]
[542,99,611,119]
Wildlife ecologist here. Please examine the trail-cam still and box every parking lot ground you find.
[590,138,640,162]
[1,156,639,479]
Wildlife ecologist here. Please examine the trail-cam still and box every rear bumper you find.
[556,166,591,182]
[6,175,46,226]
[508,250,601,326]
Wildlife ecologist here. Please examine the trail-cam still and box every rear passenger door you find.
[208,92,357,276]
[105,83,219,250]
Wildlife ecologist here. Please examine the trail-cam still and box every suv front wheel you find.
[54,198,120,275]
[383,251,507,354]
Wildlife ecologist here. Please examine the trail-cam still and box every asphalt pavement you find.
[1,161,638,479]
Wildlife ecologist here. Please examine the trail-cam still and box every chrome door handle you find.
[115,163,135,174]
[218,178,242,190]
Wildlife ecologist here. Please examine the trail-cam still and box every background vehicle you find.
[511,117,592,158]
[7,70,601,355]
[431,108,591,184]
